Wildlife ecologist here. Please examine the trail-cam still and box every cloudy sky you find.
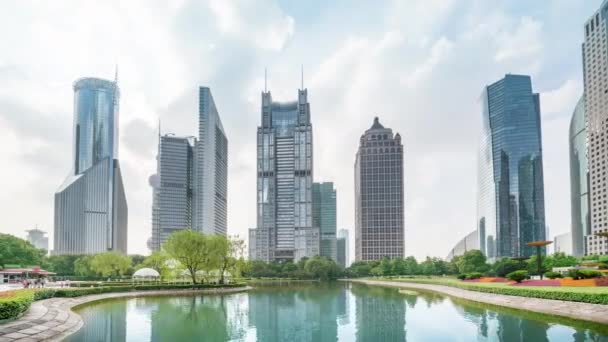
[0,0,599,260]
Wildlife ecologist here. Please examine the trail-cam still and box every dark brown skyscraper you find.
[354,117,404,261]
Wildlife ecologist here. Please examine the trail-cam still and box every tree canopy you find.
[0,233,43,269]
[90,252,132,278]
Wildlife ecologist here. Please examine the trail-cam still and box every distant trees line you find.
[3,232,606,282]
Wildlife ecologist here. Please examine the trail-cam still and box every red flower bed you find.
[594,277,608,286]
[510,279,561,287]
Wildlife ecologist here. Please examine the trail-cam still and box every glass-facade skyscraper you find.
[249,86,317,262]
[313,182,337,261]
[583,4,608,255]
[477,74,546,259]
[354,117,404,261]
[569,96,589,257]
[54,77,128,255]
[337,228,349,268]
[193,87,228,236]
[149,134,195,251]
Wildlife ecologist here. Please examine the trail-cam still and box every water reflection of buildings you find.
[248,285,344,341]
[353,285,406,341]
[454,301,552,342]
[79,300,127,341]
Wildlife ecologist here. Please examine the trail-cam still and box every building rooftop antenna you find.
[301,64,304,89]
[264,68,267,92]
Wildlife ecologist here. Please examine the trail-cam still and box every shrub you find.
[578,269,603,279]
[506,270,529,283]
[568,269,582,280]
[465,272,483,280]
[456,274,467,280]
[544,271,562,279]
[0,290,35,321]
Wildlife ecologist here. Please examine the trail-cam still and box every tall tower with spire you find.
[249,80,317,262]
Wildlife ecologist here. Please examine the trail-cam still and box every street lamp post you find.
[525,241,553,280]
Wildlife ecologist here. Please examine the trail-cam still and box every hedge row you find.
[0,283,245,321]
[391,278,608,305]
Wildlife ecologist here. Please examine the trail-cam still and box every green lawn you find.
[365,277,608,304]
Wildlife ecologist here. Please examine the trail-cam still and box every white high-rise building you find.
[583,4,608,255]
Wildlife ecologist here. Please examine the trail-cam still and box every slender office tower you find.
[313,182,337,261]
[192,87,228,236]
[582,5,608,255]
[354,117,404,261]
[337,229,350,268]
[54,77,128,255]
[149,134,196,251]
[249,84,317,262]
[477,74,546,259]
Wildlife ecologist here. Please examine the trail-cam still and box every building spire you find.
[264,68,267,92]
[301,64,304,89]
[114,64,119,84]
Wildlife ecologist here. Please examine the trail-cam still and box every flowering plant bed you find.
[463,277,509,283]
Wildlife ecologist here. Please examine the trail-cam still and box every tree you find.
[379,257,393,276]
[216,236,243,284]
[403,256,420,275]
[90,252,132,278]
[492,258,525,277]
[304,256,340,280]
[391,258,406,275]
[163,229,209,284]
[0,234,43,269]
[74,255,95,277]
[457,250,488,274]
[45,255,81,275]
[142,251,170,279]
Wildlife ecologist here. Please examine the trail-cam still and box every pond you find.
[67,282,608,341]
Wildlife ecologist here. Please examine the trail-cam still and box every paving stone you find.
[14,329,38,335]
[3,333,27,339]
[0,337,13,342]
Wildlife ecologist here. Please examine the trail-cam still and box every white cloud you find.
[541,79,582,117]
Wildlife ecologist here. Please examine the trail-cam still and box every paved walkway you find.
[0,286,251,341]
[349,279,608,324]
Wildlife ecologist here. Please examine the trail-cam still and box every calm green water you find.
[68,283,608,341]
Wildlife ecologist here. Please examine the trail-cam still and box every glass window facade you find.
[250,88,316,262]
[54,78,127,255]
[477,74,546,259]
[313,182,337,261]
[355,118,404,261]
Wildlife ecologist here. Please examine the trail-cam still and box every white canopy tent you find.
[132,268,160,284]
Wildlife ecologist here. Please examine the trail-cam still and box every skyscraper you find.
[477,74,546,259]
[583,5,608,255]
[26,228,48,252]
[249,86,316,262]
[337,228,349,268]
[149,134,195,251]
[313,182,337,261]
[193,87,228,236]
[354,117,404,261]
[54,77,127,255]
[569,96,589,257]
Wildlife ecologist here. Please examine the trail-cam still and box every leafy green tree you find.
[163,229,210,284]
[216,236,246,284]
[457,250,488,274]
[304,256,341,280]
[420,257,438,275]
[0,234,43,268]
[548,252,578,268]
[403,256,420,275]
[379,257,393,276]
[492,258,525,277]
[130,254,146,267]
[74,255,95,277]
[142,251,170,278]
[391,257,406,275]
[348,261,372,277]
[90,252,132,278]
[45,255,81,275]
